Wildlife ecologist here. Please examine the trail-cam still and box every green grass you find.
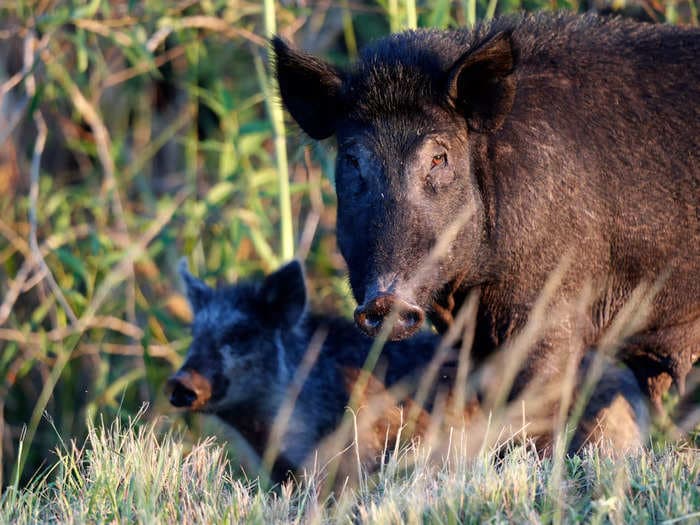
[0,415,698,524]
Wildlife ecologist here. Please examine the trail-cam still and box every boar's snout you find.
[354,293,424,340]
[167,369,212,410]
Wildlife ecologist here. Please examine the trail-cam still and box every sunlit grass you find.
[0,414,698,524]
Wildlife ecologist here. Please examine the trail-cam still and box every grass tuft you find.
[0,416,698,524]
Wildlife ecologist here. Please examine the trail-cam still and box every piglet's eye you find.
[431,153,447,169]
[221,326,255,344]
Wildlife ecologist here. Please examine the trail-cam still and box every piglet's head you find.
[167,260,307,411]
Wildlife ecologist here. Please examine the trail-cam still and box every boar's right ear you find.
[447,31,516,133]
[273,37,342,140]
[178,259,212,313]
[261,259,307,328]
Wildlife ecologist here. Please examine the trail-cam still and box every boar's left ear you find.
[261,260,307,328]
[178,258,213,312]
[273,37,342,140]
[447,31,516,133]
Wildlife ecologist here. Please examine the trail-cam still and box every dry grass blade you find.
[482,253,573,411]
[404,290,479,437]
[165,16,268,47]
[261,327,328,478]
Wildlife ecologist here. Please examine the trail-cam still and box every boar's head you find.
[167,260,307,412]
[274,30,515,339]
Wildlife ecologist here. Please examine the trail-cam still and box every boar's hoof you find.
[354,293,424,340]
[167,369,212,410]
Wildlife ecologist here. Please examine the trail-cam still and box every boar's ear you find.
[447,32,516,133]
[261,260,307,328]
[178,258,212,313]
[273,37,342,140]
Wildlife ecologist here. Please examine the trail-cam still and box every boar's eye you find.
[426,151,454,193]
[430,153,447,170]
[343,153,361,171]
[339,153,367,195]
[343,153,363,178]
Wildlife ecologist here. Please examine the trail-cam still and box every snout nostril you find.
[399,309,421,328]
[354,306,386,337]
[169,381,197,408]
[167,369,212,409]
[355,294,425,339]
[365,312,384,329]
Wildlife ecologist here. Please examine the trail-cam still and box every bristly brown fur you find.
[274,12,700,413]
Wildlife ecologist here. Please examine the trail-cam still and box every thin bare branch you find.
[72,343,181,364]
[24,30,78,326]
[72,19,134,47]
[42,46,136,324]
[169,16,268,47]
[0,224,93,325]
[0,259,34,326]
[0,218,30,257]
[0,95,27,148]
[103,45,186,89]
[0,315,143,344]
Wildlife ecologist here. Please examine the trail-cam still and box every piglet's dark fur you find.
[171,260,447,481]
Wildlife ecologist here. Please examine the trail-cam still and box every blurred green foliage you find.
[0,0,696,489]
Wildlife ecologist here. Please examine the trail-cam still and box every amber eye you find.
[431,153,447,169]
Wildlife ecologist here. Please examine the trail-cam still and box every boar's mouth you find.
[425,275,472,334]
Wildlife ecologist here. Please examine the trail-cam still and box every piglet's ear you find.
[273,37,342,140]
[447,32,516,133]
[178,258,212,313]
[262,259,307,329]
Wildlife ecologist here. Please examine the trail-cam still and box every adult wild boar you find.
[274,13,700,409]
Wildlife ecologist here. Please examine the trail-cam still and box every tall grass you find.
[263,0,294,261]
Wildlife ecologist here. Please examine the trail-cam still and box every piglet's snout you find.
[167,369,212,410]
